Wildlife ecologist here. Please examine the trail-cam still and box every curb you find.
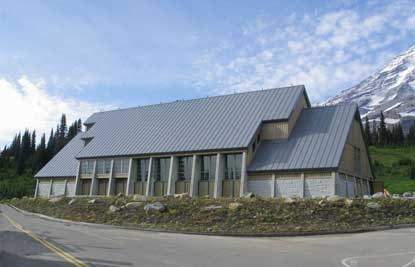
[8,204,415,238]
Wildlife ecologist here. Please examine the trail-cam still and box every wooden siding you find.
[288,95,307,134]
[339,118,373,180]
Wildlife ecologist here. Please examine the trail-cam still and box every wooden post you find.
[145,157,153,196]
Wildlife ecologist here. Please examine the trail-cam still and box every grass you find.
[7,196,415,235]
[369,145,415,194]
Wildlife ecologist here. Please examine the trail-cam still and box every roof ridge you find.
[89,85,305,116]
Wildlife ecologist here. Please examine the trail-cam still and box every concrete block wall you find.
[276,178,303,198]
[304,177,334,198]
[248,179,273,197]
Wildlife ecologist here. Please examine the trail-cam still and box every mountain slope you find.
[324,45,415,127]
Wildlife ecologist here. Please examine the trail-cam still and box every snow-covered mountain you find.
[324,45,415,129]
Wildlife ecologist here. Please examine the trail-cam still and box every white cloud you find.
[192,1,415,103]
[0,76,112,146]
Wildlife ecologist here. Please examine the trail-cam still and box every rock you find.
[144,202,166,212]
[363,195,372,199]
[243,192,255,198]
[125,202,144,208]
[68,199,77,205]
[116,193,124,198]
[392,194,401,199]
[49,197,62,203]
[203,205,223,211]
[173,193,189,199]
[327,195,343,202]
[403,192,413,198]
[228,202,242,210]
[318,199,327,207]
[133,194,151,201]
[108,205,120,213]
[367,202,381,210]
[88,198,100,204]
[284,197,296,204]
[372,192,385,199]
[345,199,354,206]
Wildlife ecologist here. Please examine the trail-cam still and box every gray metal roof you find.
[248,104,358,172]
[35,132,85,178]
[76,86,307,159]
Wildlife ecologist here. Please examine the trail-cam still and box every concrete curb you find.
[8,204,415,238]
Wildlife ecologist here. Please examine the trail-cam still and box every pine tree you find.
[364,117,372,146]
[31,130,36,154]
[35,134,48,172]
[77,119,82,133]
[46,128,55,161]
[378,111,388,146]
[396,123,405,145]
[407,123,415,145]
[371,120,378,145]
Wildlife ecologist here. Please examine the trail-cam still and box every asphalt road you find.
[1,204,415,267]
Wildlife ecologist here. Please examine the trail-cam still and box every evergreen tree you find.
[371,120,378,145]
[36,134,48,172]
[31,130,36,154]
[407,123,415,145]
[46,128,55,161]
[77,119,82,133]
[378,111,388,146]
[409,162,415,180]
[364,117,372,146]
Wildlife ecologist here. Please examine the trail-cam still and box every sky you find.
[1,0,415,146]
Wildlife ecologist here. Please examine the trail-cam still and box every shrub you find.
[397,158,414,166]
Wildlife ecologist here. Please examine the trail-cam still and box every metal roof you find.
[76,85,307,159]
[35,132,85,178]
[248,103,358,172]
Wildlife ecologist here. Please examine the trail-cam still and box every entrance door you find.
[81,179,92,195]
[222,179,240,197]
[115,178,127,195]
[98,179,108,195]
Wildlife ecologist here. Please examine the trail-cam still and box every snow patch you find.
[384,102,401,112]
[385,118,400,124]
[399,112,415,117]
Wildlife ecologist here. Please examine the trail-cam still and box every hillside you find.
[370,145,415,193]
[324,45,415,132]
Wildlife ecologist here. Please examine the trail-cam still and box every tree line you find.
[0,114,81,199]
[363,111,415,146]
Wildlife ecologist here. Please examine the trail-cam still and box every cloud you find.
[0,76,112,146]
[192,0,415,103]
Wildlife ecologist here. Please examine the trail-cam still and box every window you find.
[153,158,170,182]
[114,158,130,174]
[80,160,94,176]
[354,147,361,173]
[178,156,193,181]
[224,153,242,180]
[136,158,150,182]
[200,155,216,181]
[96,159,112,175]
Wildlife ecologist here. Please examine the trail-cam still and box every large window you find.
[200,155,216,181]
[153,158,170,182]
[96,159,112,175]
[178,156,193,181]
[114,159,130,175]
[136,158,150,182]
[80,160,94,176]
[224,153,242,180]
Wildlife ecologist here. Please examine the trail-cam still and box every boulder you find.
[243,192,255,198]
[228,202,242,210]
[116,193,124,198]
[345,199,354,206]
[144,202,166,212]
[49,197,62,203]
[392,194,401,199]
[203,205,223,211]
[403,192,413,198]
[133,194,151,201]
[68,199,77,205]
[318,199,327,207]
[372,192,385,199]
[284,197,296,204]
[327,195,343,202]
[367,202,381,210]
[108,205,120,213]
[363,195,372,200]
[88,198,100,204]
[125,202,144,209]
[174,193,189,199]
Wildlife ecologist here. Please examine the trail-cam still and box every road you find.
[1,204,415,267]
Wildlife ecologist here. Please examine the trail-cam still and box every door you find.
[81,179,92,195]
[175,181,190,194]
[222,179,240,197]
[98,179,108,195]
[115,178,127,195]
[134,182,146,195]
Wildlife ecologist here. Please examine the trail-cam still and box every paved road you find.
[1,204,415,267]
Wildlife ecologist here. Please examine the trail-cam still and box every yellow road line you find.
[2,212,90,267]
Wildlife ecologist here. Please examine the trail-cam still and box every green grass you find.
[369,145,415,194]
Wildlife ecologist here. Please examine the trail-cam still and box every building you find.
[34,85,375,199]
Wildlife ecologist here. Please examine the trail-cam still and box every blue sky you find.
[1,0,415,146]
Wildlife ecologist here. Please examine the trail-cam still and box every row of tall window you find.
[80,159,130,176]
[86,154,243,180]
